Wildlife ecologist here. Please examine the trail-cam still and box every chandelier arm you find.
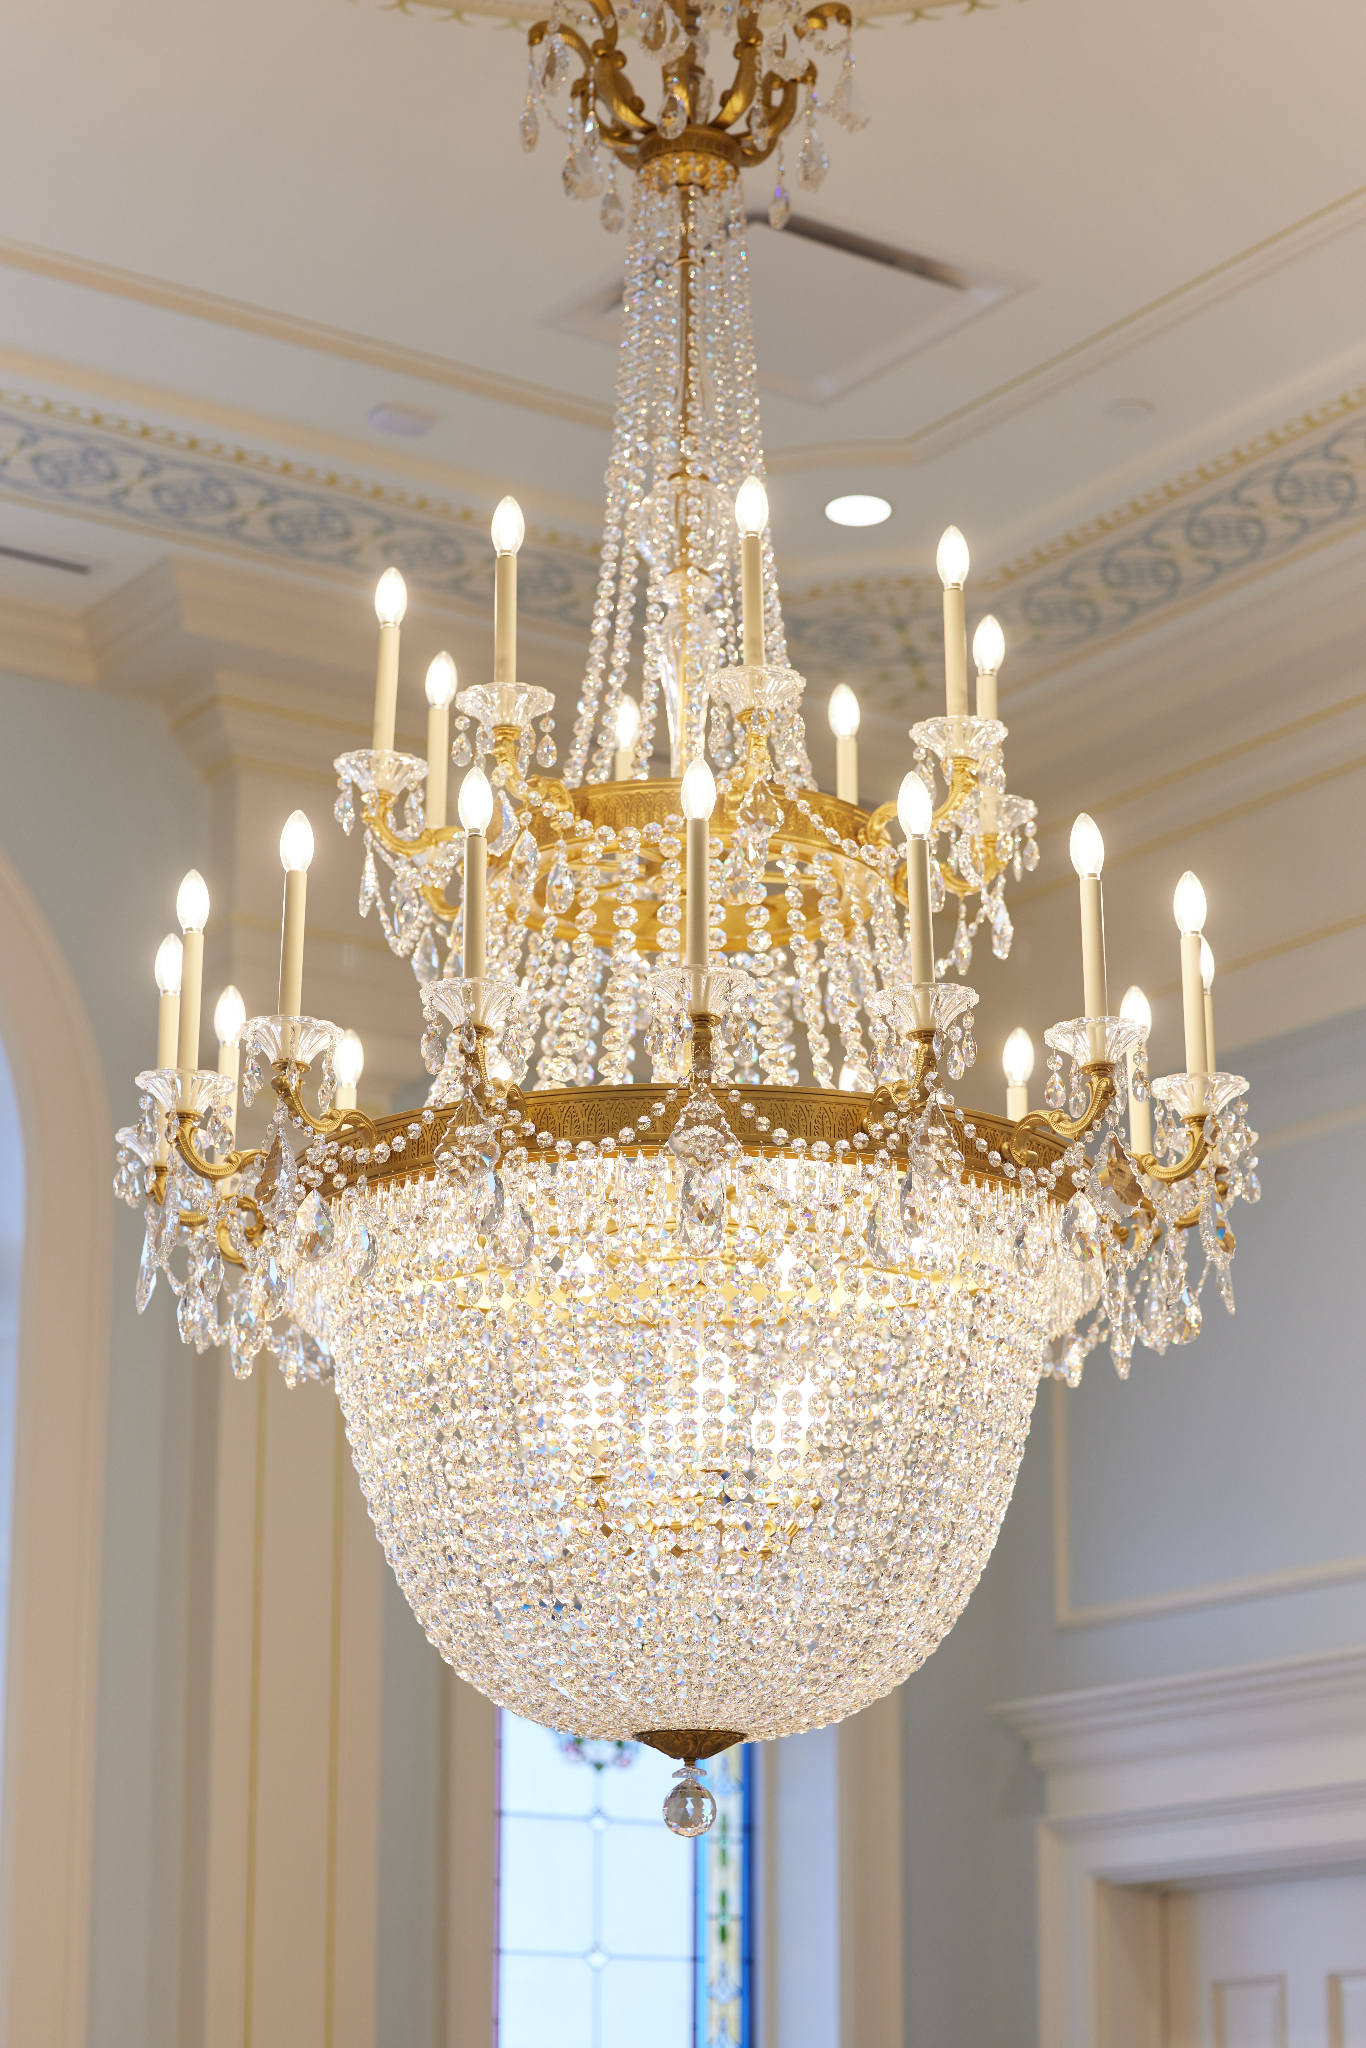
[736,75,806,168]
[1134,1114,1210,1186]
[794,0,855,38]
[362,794,460,865]
[270,1061,378,1146]
[171,1112,261,1186]
[712,13,763,130]
[1005,1061,1116,1165]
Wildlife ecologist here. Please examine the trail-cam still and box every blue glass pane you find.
[500,1954,595,2048]
[500,1816,595,1955]
[600,1958,694,2048]
[696,1748,751,2048]
[601,1823,695,1959]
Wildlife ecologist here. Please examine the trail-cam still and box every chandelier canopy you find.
[114,0,1259,1832]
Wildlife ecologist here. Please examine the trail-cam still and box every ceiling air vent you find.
[548,211,1024,405]
[0,541,94,575]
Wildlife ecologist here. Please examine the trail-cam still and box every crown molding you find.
[995,1647,1366,1781]
[0,597,94,687]
[0,238,613,436]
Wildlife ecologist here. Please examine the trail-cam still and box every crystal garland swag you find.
[112,9,1261,1838]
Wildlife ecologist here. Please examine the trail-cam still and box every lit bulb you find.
[680,758,717,821]
[897,771,933,841]
[1069,814,1105,879]
[735,475,769,537]
[154,932,183,995]
[490,496,525,555]
[1173,870,1207,935]
[280,810,315,873]
[1002,1027,1035,1088]
[1200,937,1215,990]
[334,1028,365,1089]
[972,614,1005,676]
[458,765,495,834]
[838,1062,862,1093]
[616,694,642,749]
[828,683,860,738]
[425,651,458,708]
[1120,985,1152,1033]
[936,525,969,590]
[176,869,210,934]
[375,567,408,627]
[214,984,246,1049]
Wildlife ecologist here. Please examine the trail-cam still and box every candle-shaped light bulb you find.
[828,683,860,738]
[898,771,935,1000]
[1003,1026,1034,1120]
[897,771,933,842]
[680,758,716,821]
[372,568,407,752]
[177,870,210,933]
[1173,871,1207,935]
[424,650,458,830]
[1068,814,1108,1055]
[734,476,769,537]
[936,526,970,718]
[936,526,969,589]
[972,613,1004,722]
[972,613,1004,677]
[1120,984,1153,1154]
[1068,814,1105,879]
[425,650,457,708]
[490,497,525,555]
[1200,937,1217,1074]
[214,984,245,1048]
[214,983,246,1141]
[174,870,210,1073]
[278,810,313,1019]
[1172,869,1208,1097]
[735,475,768,667]
[154,932,182,1069]
[614,693,642,781]
[155,933,183,996]
[457,764,494,834]
[375,568,407,628]
[458,766,493,979]
[828,683,860,804]
[334,1028,364,1112]
[681,758,716,1008]
[491,497,524,691]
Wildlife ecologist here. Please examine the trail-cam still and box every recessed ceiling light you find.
[368,403,439,438]
[825,494,892,527]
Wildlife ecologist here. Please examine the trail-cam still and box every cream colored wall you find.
[897,1007,1366,2046]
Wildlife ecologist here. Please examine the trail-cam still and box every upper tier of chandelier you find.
[113,5,1260,1787]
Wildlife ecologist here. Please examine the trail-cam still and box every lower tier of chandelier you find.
[296,1077,1088,1743]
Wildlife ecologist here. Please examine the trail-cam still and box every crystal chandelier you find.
[113,0,1260,1834]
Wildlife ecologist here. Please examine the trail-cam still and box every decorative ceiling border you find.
[0,389,603,633]
[784,383,1366,710]
[2,379,1364,697]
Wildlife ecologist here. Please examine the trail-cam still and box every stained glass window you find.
[497,1715,752,2048]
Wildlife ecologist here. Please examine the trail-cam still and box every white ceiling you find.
[1,0,1364,575]
[0,0,1362,1078]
